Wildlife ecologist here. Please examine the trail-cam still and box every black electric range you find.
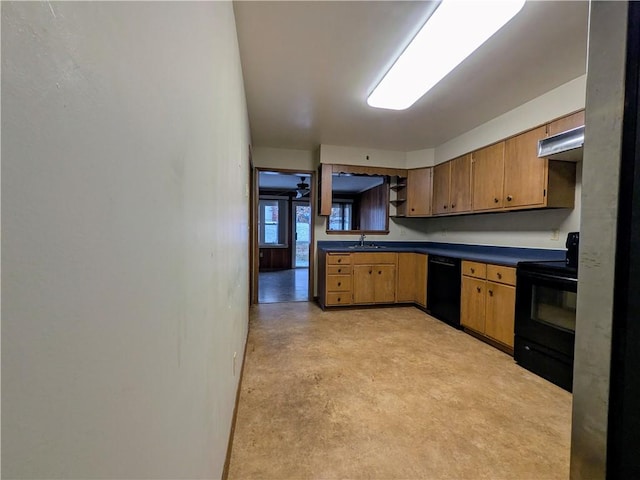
[514,259,578,392]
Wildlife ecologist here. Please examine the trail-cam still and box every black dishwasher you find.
[427,256,462,328]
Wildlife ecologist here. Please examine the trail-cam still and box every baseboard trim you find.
[463,327,514,356]
[221,325,250,480]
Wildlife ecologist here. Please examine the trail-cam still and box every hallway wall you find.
[2,2,250,478]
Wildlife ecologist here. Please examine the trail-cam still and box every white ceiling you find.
[234,1,589,152]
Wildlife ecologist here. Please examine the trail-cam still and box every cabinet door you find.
[374,265,397,303]
[504,126,547,208]
[449,154,472,213]
[432,162,451,215]
[415,254,428,307]
[472,142,505,211]
[396,253,416,303]
[318,163,333,216]
[406,168,432,216]
[461,276,486,333]
[485,282,516,347]
[547,110,585,136]
[353,265,376,304]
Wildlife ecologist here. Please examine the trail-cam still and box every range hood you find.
[537,125,585,162]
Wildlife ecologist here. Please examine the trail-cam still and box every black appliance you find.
[514,260,577,392]
[566,231,580,268]
[427,255,462,329]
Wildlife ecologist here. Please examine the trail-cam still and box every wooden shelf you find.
[389,175,408,218]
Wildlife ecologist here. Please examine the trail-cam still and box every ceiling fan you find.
[295,177,310,199]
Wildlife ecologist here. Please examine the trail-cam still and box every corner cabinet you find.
[461,261,516,353]
[396,253,428,307]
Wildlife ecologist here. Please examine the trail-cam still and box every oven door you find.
[515,269,577,357]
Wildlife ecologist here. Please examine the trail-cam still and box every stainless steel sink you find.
[347,245,387,249]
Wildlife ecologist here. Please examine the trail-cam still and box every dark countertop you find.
[317,241,565,267]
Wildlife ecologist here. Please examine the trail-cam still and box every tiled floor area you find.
[258,268,309,303]
[228,302,572,479]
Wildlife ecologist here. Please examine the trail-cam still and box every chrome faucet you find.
[359,233,366,247]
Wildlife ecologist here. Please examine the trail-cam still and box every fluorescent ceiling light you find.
[367,0,526,110]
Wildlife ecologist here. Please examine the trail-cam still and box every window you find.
[259,199,288,246]
[328,202,353,231]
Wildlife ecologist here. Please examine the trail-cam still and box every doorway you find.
[293,201,311,268]
[253,168,315,304]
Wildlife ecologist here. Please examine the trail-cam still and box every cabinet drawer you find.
[326,275,352,292]
[327,265,351,275]
[327,254,351,265]
[462,261,486,279]
[486,264,516,286]
[352,252,398,265]
[326,292,352,306]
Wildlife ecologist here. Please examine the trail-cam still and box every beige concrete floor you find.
[228,302,571,479]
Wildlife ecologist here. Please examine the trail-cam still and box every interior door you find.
[292,201,311,268]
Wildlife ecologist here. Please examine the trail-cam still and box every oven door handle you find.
[518,270,578,285]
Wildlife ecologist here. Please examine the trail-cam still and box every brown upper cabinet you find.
[318,163,333,216]
[501,125,576,210]
[433,154,472,215]
[449,154,472,214]
[471,142,505,211]
[504,126,548,208]
[546,110,585,136]
[317,111,581,222]
[432,162,450,215]
[406,167,433,216]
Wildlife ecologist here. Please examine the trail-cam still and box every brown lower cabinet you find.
[319,253,514,353]
[461,260,516,352]
[318,251,428,309]
[318,252,353,307]
[396,252,427,306]
[353,264,396,304]
[352,253,397,304]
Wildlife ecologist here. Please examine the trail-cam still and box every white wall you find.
[253,146,317,171]
[320,144,406,168]
[2,2,250,478]
[435,75,587,163]
[406,148,435,168]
